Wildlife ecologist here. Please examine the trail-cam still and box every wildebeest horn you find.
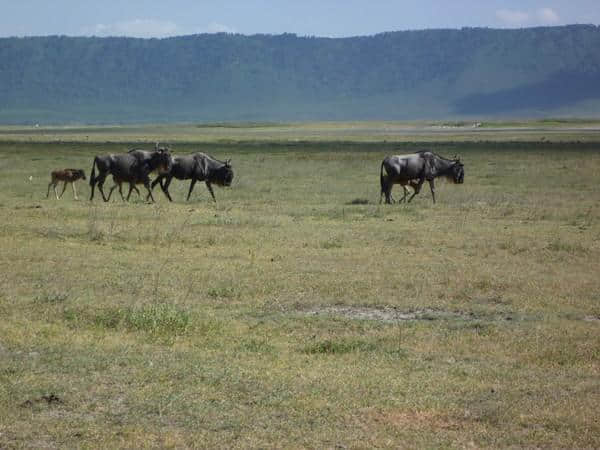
[226,159,231,166]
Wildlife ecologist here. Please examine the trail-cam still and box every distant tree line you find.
[0,25,599,123]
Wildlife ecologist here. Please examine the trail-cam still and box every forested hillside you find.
[1,25,599,123]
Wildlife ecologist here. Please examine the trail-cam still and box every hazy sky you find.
[1,0,599,38]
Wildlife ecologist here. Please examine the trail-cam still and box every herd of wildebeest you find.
[46,144,465,204]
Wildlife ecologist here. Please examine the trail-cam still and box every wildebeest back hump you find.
[169,155,195,179]
[110,153,140,178]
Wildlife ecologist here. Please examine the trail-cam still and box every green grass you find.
[1,125,600,447]
[2,118,600,144]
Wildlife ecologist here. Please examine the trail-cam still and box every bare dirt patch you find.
[303,306,509,322]
[352,407,465,431]
[583,315,600,323]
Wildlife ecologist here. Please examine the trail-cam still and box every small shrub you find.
[63,309,79,323]
[207,285,236,299]
[196,318,224,337]
[362,207,385,219]
[87,208,105,242]
[238,338,275,353]
[320,238,343,249]
[303,338,376,354]
[448,321,493,336]
[546,238,588,254]
[498,241,528,255]
[34,291,69,304]
[88,229,105,242]
[86,304,191,338]
[123,303,190,336]
[93,307,123,329]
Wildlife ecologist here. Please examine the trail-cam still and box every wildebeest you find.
[46,169,86,200]
[151,153,233,202]
[106,175,146,202]
[380,151,464,204]
[89,146,172,202]
[380,179,421,204]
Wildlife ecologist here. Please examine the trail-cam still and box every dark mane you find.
[197,152,228,165]
[415,149,455,162]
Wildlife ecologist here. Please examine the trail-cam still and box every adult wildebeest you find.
[151,153,233,202]
[46,169,86,200]
[104,145,172,202]
[89,146,172,202]
[380,151,464,204]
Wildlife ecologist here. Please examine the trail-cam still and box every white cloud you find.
[204,22,236,34]
[537,8,560,25]
[85,19,180,38]
[496,9,530,27]
[496,7,562,28]
[83,19,236,38]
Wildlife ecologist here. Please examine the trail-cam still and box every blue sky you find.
[1,0,599,38]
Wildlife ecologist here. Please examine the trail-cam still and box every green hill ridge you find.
[1,25,599,123]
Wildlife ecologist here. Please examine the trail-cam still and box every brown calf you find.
[46,169,86,200]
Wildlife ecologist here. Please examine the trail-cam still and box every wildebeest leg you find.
[96,175,109,202]
[143,178,155,202]
[428,179,436,204]
[398,185,409,203]
[205,182,217,203]
[128,185,142,201]
[58,181,68,199]
[161,176,173,202]
[381,179,393,204]
[119,183,128,201]
[89,158,101,201]
[126,184,134,201]
[379,178,387,204]
[186,179,198,201]
[150,176,163,191]
[407,179,424,203]
[46,181,55,198]
[150,176,164,201]
[381,183,394,204]
[89,169,95,201]
[107,178,124,202]
[72,182,78,200]
[53,184,60,200]
[107,183,118,202]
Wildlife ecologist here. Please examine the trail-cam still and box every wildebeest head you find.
[151,147,173,174]
[451,158,464,184]
[77,169,87,181]
[212,159,234,187]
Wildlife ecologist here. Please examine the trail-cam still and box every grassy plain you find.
[0,122,599,448]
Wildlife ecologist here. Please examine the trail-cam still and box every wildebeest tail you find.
[90,157,97,186]
[380,159,387,196]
